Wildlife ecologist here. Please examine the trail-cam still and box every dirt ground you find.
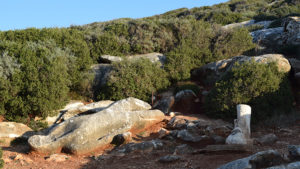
[2,113,300,169]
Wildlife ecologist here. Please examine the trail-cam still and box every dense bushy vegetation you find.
[155,0,300,25]
[0,147,3,169]
[0,0,298,123]
[98,59,170,102]
[204,61,293,121]
[0,40,74,122]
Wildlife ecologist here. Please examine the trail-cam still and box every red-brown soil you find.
[2,113,300,169]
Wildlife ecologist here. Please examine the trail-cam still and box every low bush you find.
[98,58,170,102]
[205,60,293,122]
[0,147,3,169]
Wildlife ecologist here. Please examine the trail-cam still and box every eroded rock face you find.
[0,122,33,144]
[192,54,291,85]
[28,97,165,155]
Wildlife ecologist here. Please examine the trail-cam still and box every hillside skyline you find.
[0,0,228,31]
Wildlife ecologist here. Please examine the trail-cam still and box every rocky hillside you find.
[0,0,300,168]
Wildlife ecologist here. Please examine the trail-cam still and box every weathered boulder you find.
[282,17,300,46]
[152,96,175,115]
[255,134,278,145]
[28,97,165,155]
[0,122,33,144]
[217,150,285,169]
[100,53,166,66]
[289,58,300,73]
[192,54,291,85]
[251,27,284,46]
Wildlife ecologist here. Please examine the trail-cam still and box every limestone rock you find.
[100,53,166,66]
[28,97,165,155]
[217,150,284,169]
[223,20,272,30]
[226,127,247,145]
[0,122,33,144]
[251,27,284,45]
[266,162,300,169]
[43,100,115,125]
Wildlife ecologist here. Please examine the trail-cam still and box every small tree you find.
[98,58,170,102]
[205,60,293,121]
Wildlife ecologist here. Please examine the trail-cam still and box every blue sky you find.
[0,0,228,31]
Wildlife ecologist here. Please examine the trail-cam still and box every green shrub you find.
[0,147,3,169]
[0,40,73,121]
[98,58,170,102]
[205,60,293,122]
[165,20,213,81]
[212,28,256,60]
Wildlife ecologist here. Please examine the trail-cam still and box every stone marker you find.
[226,104,252,145]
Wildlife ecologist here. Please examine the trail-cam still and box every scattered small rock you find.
[158,155,181,163]
[174,144,193,155]
[158,128,170,139]
[111,132,132,146]
[45,154,69,162]
[167,117,187,130]
[255,133,278,145]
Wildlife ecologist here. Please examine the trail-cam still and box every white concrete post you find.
[237,104,251,140]
[226,104,252,145]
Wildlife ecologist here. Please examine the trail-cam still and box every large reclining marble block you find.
[28,97,165,154]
